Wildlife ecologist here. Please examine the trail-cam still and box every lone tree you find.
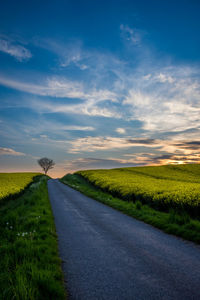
[37,157,55,175]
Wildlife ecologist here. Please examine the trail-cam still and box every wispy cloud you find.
[0,76,84,98]
[120,24,142,45]
[1,61,200,131]
[62,157,140,173]
[59,45,88,70]
[0,37,32,61]
[69,136,161,153]
[0,75,117,101]
[0,147,25,156]
[32,99,121,118]
[0,74,121,118]
[62,125,94,131]
[1,31,200,163]
[123,66,200,132]
[34,37,122,73]
[33,38,87,70]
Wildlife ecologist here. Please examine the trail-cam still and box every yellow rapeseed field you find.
[0,173,41,201]
[77,164,200,214]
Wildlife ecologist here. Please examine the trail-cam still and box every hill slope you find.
[76,164,200,216]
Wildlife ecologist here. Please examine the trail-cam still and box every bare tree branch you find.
[37,157,55,175]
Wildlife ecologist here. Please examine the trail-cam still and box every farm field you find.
[61,168,200,243]
[0,173,40,202]
[77,164,200,216]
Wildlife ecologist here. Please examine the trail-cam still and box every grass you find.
[61,173,200,244]
[0,175,66,300]
[77,164,200,217]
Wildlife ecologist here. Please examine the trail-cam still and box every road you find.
[48,179,200,300]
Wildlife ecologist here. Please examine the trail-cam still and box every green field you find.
[0,173,41,201]
[62,167,200,243]
[0,174,66,300]
[77,164,200,216]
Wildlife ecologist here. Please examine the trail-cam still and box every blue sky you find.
[0,0,200,177]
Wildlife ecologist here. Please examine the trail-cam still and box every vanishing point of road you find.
[48,179,200,300]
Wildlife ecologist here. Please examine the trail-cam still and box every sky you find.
[0,0,200,177]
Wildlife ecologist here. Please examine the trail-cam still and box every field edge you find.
[61,174,200,244]
[0,173,42,206]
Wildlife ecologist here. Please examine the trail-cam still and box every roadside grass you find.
[61,174,200,244]
[0,175,66,300]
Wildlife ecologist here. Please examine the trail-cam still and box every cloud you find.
[27,96,121,118]
[156,73,174,84]
[123,66,200,132]
[118,152,200,166]
[184,141,200,146]
[1,35,200,137]
[152,153,200,165]
[63,157,142,172]
[59,45,88,70]
[113,142,200,165]
[69,136,161,153]
[171,141,200,152]
[0,147,25,156]
[127,138,157,144]
[1,62,200,134]
[33,38,87,70]
[1,29,200,176]
[0,74,121,118]
[0,75,118,102]
[116,128,126,134]
[61,54,88,70]
[120,24,141,45]
[61,146,200,173]
[0,37,32,61]
[62,125,94,131]
[34,37,123,74]
[68,136,200,166]
[0,76,85,98]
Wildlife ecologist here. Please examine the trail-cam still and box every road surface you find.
[48,179,200,300]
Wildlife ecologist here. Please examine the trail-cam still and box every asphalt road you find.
[48,179,200,300]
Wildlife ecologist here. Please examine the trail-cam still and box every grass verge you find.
[0,175,66,300]
[61,174,200,244]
